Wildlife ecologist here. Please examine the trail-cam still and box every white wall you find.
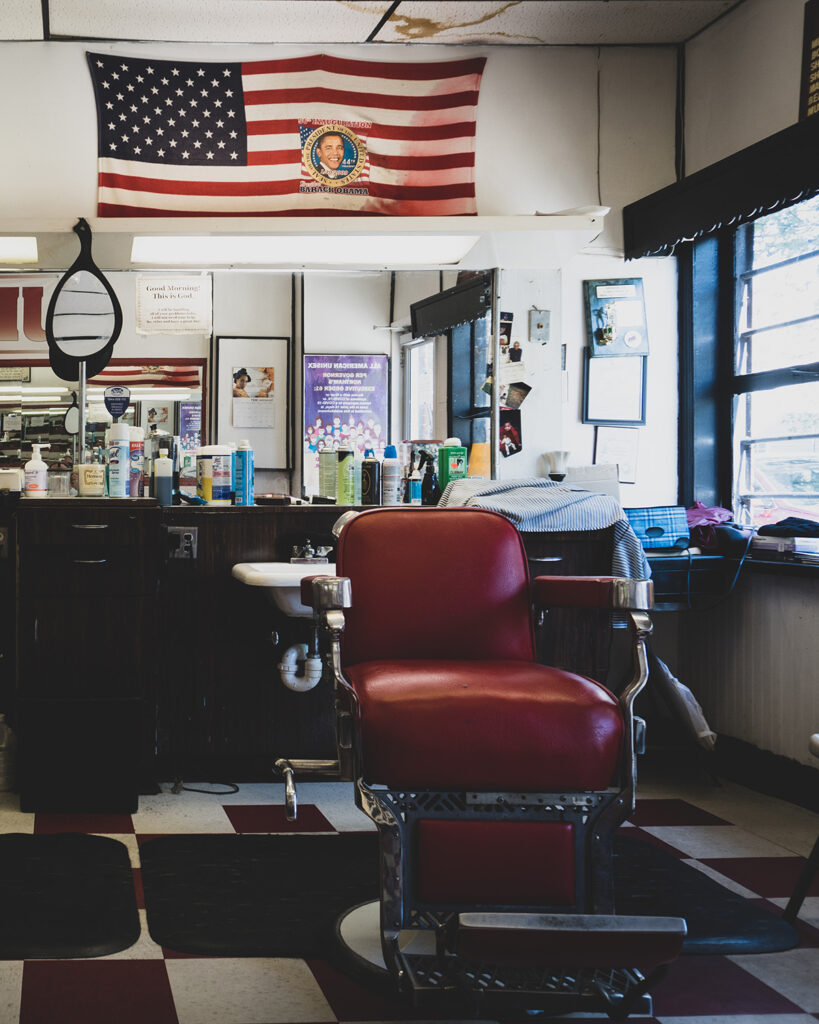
[685,0,805,171]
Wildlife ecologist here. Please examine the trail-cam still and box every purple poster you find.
[179,401,202,453]
[303,354,389,494]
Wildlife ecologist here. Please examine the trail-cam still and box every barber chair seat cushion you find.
[346,659,624,791]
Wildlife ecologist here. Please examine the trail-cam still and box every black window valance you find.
[623,116,819,259]
[410,272,492,338]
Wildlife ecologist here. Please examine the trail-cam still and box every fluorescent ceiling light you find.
[0,237,38,264]
[131,234,479,266]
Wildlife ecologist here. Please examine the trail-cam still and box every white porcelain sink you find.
[232,561,336,617]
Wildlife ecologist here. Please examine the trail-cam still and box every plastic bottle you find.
[228,442,238,505]
[381,445,402,506]
[23,442,51,498]
[409,456,422,505]
[235,439,255,506]
[421,452,442,506]
[129,426,145,498]
[336,446,355,505]
[107,421,130,498]
[361,449,381,505]
[154,450,174,506]
[0,714,16,792]
[196,444,232,505]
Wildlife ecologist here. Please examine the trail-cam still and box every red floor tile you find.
[630,798,730,826]
[223,803,336,833]
[33,812,135,835]
[649,954,804,1016]
[699,855,819,898]
[20,960,178,1024]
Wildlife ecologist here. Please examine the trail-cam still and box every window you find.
[404,338,436,440]
[732,195,819,526]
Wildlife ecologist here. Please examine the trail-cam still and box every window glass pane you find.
[407,340,435,440]
[734,383,819,525]
[736,319,817,374]
[739,254,819,333]
[751,193,819,269]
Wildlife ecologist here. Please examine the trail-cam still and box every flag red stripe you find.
[244,87,480,112]
[98,204,477,217]
[99,171,472,201]
[245,120,477,141]
[242,54,486,82]
[247,150,473,171]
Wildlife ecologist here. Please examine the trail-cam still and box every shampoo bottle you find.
[24,443,51,498]
[409,455,422,506]
[129,426,145,497]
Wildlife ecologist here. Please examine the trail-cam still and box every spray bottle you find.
[23,443,51,498]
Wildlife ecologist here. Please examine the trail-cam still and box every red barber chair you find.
[286,507,685,1017]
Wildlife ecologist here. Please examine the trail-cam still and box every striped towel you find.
[439,478,651,581]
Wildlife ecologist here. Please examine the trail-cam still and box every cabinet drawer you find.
[17,508,157,548]
[20,546,156,597]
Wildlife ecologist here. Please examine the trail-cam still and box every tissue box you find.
[625,506,690,550]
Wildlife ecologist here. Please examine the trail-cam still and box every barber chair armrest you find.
[299,574,352,613]
[533,576,653,612]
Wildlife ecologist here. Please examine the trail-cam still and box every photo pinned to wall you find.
[499,408,522,458]
[500,380,532,410]
[216,336,291,469]
[594,425,640,484]
[584,278,649,357]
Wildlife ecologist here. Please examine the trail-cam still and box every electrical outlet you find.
[529,309,551,343]
[167,525,198,559]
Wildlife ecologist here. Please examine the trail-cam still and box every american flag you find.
[86,52,485,217]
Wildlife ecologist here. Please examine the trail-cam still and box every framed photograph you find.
[582,350,647,426]
[216,336,291,469]
[594,425,640,484]
[584,278,649,357]
[141,401,173,432]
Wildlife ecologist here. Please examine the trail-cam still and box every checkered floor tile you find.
[0,768,816,1023]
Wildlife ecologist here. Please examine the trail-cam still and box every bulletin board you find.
[215,336,291,469]
[583,278,649,357]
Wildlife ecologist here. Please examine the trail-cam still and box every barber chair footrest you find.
[396,912,686,1018]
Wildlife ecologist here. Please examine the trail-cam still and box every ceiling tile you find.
[0,0,43,40]
[374,0,739,46]
[49,0,394,44]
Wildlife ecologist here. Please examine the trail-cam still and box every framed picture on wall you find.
[584,278,649,357]
[215,336,291,469]
[594,425,640,484]
[582,350,647,426]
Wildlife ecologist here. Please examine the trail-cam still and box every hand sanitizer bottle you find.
[24,443,51,498]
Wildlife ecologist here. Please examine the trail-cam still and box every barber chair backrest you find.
[337,507,536,666]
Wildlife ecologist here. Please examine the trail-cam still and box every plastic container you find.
[107,421,130,498]
[235,439,255,506]
[23,443,50,498]
[196,444,232,505]
[0,714,16,792]
[129,426,145,498]
[381,445,402,506]
[336,447,355,505]
[318,449,337,500]
[154,450,174,506]
[438,437,468,491]
[409,460,422,505]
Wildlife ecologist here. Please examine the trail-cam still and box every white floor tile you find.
[92,832,141,868]
[681,858,761,898]
[728,948,819,1012]
[769,896,819,928]
[165,957,336,1024]
[0,962,22,1024]
[296,781,377,832]
[92,910,164,960]
[0,792,34,835]
[641,825,795,859]
[131,792,235,834]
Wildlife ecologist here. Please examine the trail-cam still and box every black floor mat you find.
[614,833,799,954]
[139,831,798,958]
[0,833,140,959]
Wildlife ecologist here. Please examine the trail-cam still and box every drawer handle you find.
[71,524,109,530]
[73,558,109,565]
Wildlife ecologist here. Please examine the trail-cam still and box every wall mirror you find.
[0,359,206,469]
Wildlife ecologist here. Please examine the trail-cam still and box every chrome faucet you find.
[291,539,333,560]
